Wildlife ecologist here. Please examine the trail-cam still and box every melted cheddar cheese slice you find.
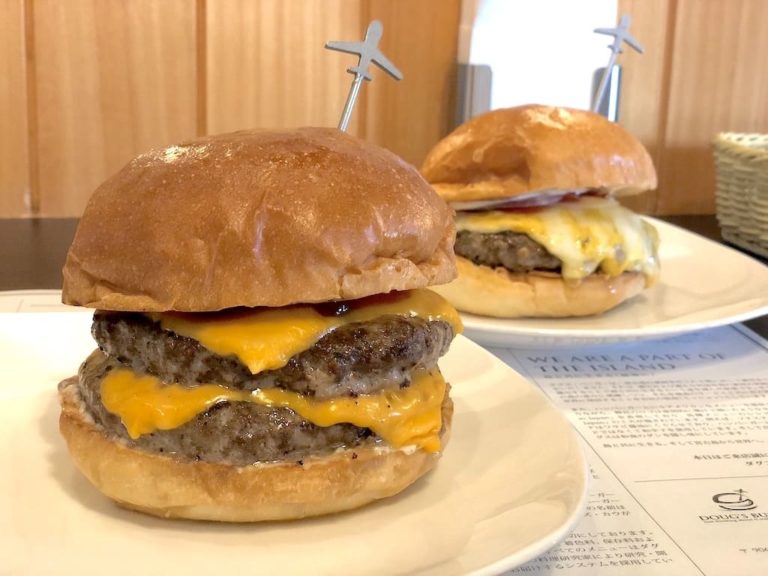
[101,368,447,452]
[455,196,660,284]
[151,289,462,374]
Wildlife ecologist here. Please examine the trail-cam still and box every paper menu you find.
[494,325,768,576]
[513,443,699,575]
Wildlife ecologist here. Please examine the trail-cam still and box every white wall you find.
[459,0,618,111]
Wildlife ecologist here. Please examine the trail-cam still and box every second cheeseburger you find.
[422,105,660,318]
[58,127,461,521]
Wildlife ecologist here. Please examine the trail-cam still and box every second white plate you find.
[461,218,768,348]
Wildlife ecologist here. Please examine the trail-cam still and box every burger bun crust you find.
[431,256,646,318]
[63,128,456,312]
[421,105,657,204]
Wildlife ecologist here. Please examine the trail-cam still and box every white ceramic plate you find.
[461,218,768,348]
[0,313,586,576]
[0,289,77,312]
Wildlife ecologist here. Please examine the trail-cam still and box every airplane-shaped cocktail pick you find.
[325,20,403,131]
[591,14,643,114]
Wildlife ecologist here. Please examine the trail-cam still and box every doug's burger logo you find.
[713,489,757,511]
[699,489,768,523]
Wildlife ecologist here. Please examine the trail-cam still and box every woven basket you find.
[713,133,768,258]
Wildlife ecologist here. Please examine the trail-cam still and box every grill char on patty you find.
[81,311,454,464]
[78,350,377,465]
[92,312,454,399]
[454,230,561,272]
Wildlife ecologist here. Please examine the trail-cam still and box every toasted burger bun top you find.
[63,128,456,312]
[421,105,657,204]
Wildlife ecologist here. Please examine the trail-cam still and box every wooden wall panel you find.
[0,0,29,216]
[362,0,461,167]
[16,0,764,217]
[617,0,672,215]
[32,0,197,216]
[658,0,768,214]
[206,0,363,135]
[207,0,461,167]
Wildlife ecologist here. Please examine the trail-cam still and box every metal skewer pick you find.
[325,20,403,132]
[592,14,644,114]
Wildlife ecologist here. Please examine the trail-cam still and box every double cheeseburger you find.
[58,128,461,522]
[421,105,660,318]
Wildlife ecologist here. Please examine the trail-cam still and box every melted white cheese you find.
[456,196,659,284]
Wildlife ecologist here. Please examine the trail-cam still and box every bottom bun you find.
[431,256,646,318]
[58,376,451,522]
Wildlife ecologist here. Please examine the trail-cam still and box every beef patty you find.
[78,350,452,465]
[455,230,561,272]
[92,312,454,399]
[77,350,377,465]
[81,311,454,464]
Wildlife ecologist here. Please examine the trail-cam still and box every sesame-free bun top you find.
[421,105,657,203]
[63,128,456,312]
